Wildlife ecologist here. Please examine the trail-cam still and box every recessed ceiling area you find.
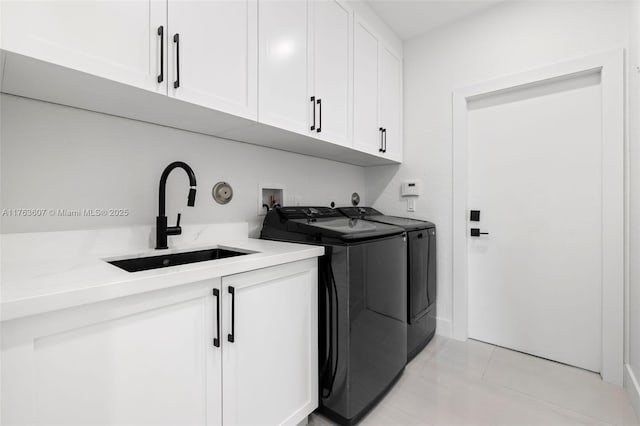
[365,0,503,40]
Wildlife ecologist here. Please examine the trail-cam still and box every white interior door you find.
[467,71,604,372]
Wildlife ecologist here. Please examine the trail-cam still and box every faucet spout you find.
[156,161,197,249]
[187,187,196,207]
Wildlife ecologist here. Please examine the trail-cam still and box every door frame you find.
[451,49,624,384]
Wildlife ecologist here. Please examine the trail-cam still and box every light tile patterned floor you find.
[309,336,639,425]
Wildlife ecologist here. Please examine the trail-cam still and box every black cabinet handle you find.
[317,98,322,133]
[173,33,180,89]
[379,128,384,152]
[227,286,235,342]
[213,288,220,347]
[383,128,387,153]
[157,26,164,83]
[310,96,316,131]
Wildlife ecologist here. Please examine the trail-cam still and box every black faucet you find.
[156,161,197,249]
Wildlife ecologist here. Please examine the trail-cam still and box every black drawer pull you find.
[383,128,387,153]
[157,26,164,83]
[173,33,180,89]
[317,98,322,133]
[213,288,220,347]
[227,286,235,342]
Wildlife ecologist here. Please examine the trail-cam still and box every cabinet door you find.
[1,280,222,426]
[0,0,166,94]
[222,259,318,426]
[310,0,352,147]
[168,0,258,120]
[353,15,382,155]
[258,0,310,134]
[380,45,403,161]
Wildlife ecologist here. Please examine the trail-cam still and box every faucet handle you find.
[166,213,182,236]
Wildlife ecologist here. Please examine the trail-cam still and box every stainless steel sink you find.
[108,248,250,273]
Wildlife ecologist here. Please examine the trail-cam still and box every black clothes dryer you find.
[261,206,407,425]
[339,207,437,363]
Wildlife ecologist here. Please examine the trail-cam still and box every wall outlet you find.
[407,198,416,212]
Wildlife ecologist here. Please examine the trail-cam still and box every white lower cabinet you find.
[1,259,318,426]
[222,260,319,426]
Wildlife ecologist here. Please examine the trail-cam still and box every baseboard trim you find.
[624,363,640,420]
[436,317,452,338]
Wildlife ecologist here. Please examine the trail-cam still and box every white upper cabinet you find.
[167,0,258,120]
[0,0,402,165]
[380,45,403,162]
[0,0,167,94]
[353,15,382,155]
[309,0,352,147]
[258,0,310,134]
[353,14,403,161]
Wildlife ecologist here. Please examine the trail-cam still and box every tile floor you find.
[309,336,639,426]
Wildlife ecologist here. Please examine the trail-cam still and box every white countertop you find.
[0,223,323,322]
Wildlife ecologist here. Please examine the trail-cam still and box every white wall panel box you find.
[259,184,284,216]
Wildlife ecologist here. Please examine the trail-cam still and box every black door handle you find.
[310,96,316,131]
[157,26,164,83]
[213,288,220,347]
[379,127,384,152]
[227,286,235,342]
[470,228,489,237]
[173,33,180,89]
[317,98,322,133]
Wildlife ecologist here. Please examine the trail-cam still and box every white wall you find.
[626,0,640,415]
[366,1,630,336]
[0,94,367,236]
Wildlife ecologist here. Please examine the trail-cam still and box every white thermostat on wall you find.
[401,180,421,197]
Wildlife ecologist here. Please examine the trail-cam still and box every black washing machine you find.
[261,206,407,425]
[339,207,436,362]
